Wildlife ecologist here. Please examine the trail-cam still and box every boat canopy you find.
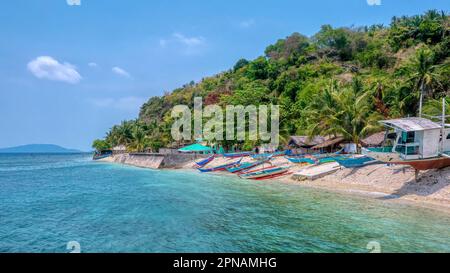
[178,143,212,153]
[380,117,441,132]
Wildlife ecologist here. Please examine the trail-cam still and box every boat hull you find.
[239,166,290,179]
[226,160,268,173]
[194,156,214,168]
[363,150,450,170]
[250,170,292,180]
[394,157,450,170]
[252,151,285,159]
[286,157,315,164]
[223,152,253,158]
[334,156,378,168]
[93,153,112,160]
[198,159,242,172]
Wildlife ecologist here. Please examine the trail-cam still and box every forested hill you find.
[93,10,449,152]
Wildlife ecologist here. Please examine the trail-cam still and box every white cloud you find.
[66,0,81,6]
[367,0,381,6]
[112,66,131,78]
[159,39,167,47]
[159,33,206,55]
[88,62,98,67]
[88,97,146,112]
[27,56,82,84]
[239,19,255,28]
[172,33,205,47]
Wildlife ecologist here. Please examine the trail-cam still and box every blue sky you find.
[0,0,449,151]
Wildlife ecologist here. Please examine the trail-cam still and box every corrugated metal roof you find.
[380,117,441,131]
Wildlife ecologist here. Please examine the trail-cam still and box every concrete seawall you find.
[101,153,208,169]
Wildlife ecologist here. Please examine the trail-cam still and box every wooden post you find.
[415,169,420,182]
[419,81,424,117]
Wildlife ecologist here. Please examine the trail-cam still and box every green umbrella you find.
[178,143,212,153]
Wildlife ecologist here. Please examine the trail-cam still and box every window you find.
[400,131,415,143]
[406,132,415,143]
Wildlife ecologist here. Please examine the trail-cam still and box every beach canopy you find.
[178,143,212,153]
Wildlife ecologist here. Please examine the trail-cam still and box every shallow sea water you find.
[1,154,449,253]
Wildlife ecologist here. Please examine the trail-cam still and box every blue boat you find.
[194,155,215,168]
[198,158,242,172]
[334,156,379,168]
[226,159,269,173]
[286,157,315,164]
[223,152,253,158]
[252,151,285,159]
[286,155,347,165]
[238,165,291,180]
[93,151,112,160]
[317,156,347,164]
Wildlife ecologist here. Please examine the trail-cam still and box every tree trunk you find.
[418,80,424,117]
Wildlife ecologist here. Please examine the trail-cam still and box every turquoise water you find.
[0,154,449,253]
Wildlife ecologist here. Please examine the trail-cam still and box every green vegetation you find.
[93,10,449,152]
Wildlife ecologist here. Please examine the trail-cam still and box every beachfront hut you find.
[259,143,279,154]
[178,143,212,154]
[288,136,327,154]
[378,117,443,160]
[361,132,386,147]
[311,137,345,153]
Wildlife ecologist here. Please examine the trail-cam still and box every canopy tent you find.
[178,143,212,153]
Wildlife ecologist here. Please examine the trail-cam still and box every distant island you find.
[0,144,82,154]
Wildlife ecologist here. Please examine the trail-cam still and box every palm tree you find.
[92,139,111,152]
[304,80,382,145]
[303,81,340,137]
[334,88,382,144]
[128,123,149,152]
[406,47,443,117]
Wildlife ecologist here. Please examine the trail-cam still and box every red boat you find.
[251,170,293,180]
[239,165,291,180]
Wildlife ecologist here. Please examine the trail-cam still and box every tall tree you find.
[405,47,444,116]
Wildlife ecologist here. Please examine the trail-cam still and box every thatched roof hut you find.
[361,132,385,147]
[288,136,327,148]
[311,137,345,150]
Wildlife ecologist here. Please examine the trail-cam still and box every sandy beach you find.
[100,154,450,213]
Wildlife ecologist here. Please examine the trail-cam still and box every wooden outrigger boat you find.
[239,165,291,180]
[334,155,379,168]
[362,99,450,171]
[252,151,285,160]
[193,155,215,168]
[223,152,253,158]
[286,154,347,165]
[286,156,315,164]
[93,150,112,160]
[226,158,271,173]
[198,158,243,172]
[251,169,293,180]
